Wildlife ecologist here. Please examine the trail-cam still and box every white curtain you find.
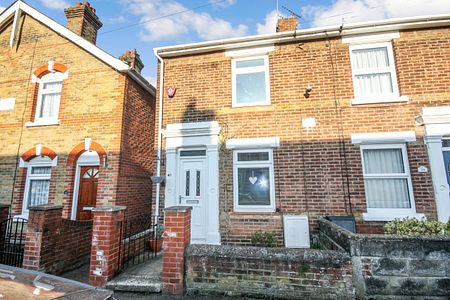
[39,93,60,118]
[28,180,50,208]
[363,149,411,209]
[353,47,393,95]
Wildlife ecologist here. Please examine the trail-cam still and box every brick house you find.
[0,1,155,221]
[153,15,450,246]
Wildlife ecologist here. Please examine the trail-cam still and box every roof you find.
[154,14,450,58]
[0,0,155,96]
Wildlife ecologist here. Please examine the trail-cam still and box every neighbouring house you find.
[153,15,450,246]
[0,1,155,221]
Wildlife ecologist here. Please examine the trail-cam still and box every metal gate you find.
[0,217,27,267]
[117,215,160,273]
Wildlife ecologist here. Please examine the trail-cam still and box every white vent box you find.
[283,215,310,248]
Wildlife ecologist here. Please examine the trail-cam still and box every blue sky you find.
[1,0,450,85]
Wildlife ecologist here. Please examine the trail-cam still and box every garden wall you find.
[319,218,450,299]
[185,244,354,300]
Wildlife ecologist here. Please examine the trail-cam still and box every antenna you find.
[276,0,279,17]
[281,5,303,20]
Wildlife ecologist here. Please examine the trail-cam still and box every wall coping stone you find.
[187,244,352,265]
[164,206,192,213]
[0,204,11,209]
[91,206,127,212]
[29,205,63,211]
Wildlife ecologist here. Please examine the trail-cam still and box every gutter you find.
[153,49,164,225]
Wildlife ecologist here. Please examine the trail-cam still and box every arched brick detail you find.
[67,141,107,165]
[33,63,68,79]
[21,146,57,162]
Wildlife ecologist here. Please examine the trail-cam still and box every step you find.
[107,274,162,293]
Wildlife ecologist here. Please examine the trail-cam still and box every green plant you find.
[384,218,448,236]
[250,231,277,247]
[447,219,450,235]
[297,264,310,276]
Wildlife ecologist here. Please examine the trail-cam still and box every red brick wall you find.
[155,26,450,244]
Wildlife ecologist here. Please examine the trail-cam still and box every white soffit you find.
[226,137,280,149]
[351,131,416,144]
[225,45,275,58]
[342,31,400,44]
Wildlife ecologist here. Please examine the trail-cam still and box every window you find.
[232,56,270,107]
[35,72,63,123]
[360,144,418,220]
[350,42,401,104]
[23,157,53,216]
[233,149,275,212]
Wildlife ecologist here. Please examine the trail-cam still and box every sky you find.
[1,0,450,85]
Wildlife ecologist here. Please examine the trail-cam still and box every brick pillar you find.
[22,205,63,271]
[0,204,10,224]
[89,206,126,287]
[162,206,192,295]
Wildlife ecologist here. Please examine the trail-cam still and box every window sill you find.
[362,212,425,222]
[25,120,60,127]
[232,102,271,108]
[352,95,409,105]
[234,207,276,213]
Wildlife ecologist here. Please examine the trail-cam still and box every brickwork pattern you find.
[154,27,450,244]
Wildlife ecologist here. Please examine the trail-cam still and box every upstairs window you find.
[350,42,400,104]
[232,56,270,107]
[35,72,64,123]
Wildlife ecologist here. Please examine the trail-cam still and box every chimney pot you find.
[119,49,144,74]
[64,1,103,44]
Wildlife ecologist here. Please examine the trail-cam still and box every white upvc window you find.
[34,72,64,123]
[233,149,275,212]
[350,42,402,104]
[360,144,420,221]
[232,55,271,107]
[22,157,53,216]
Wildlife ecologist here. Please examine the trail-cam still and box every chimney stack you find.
[64,1,103,44]
[119,49,144,74]
[276,16,298,32]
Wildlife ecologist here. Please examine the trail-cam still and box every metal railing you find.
[0,218,28,267]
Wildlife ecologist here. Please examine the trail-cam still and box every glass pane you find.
[236,58,265,68]
[236,71,266,104]
[363,149,404,174]
[39,93,60,118]
[43,81,62,90]
[237,152,269,161]
[352,47,389,69]
[442,140,450,148]
[365,178,411,208]
[237,167,271,206]
[83,168,99,178]
[185,170,190,196]
[31,166,51,175]
[180,150,206,157]
[355,73,393,95]
[28,179,50,208]
[196,170,201,197]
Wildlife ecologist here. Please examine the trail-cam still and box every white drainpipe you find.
[154,50,164,225]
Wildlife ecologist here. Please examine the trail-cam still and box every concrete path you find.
[107,253,163,293]
[113,292,260,300]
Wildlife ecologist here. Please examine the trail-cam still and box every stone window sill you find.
[25,120,60,127]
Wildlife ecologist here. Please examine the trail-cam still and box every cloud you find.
[122,0,248,42]
[40,0,70,10]
[256,10,279,35]
[209,0,236,8]
[302,0,450,28]
[105,15,128,26]
[144,75,157,86]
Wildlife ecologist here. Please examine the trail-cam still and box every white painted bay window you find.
[360,144,420,221]
[232,56,270,107]
[233,149,275,212]
[22,157,53,216]
[350,42,402,104]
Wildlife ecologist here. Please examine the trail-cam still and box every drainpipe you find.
[154,49,164,227]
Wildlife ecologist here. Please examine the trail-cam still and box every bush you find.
[250,231,277,247]
[384,218,448,236]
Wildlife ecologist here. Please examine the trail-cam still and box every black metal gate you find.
[0,217,27,267]
[117,215,160,273]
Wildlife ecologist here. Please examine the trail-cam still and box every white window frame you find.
[232,55,271,107]
[33,72,64,125]
[360,143,422,221]
[233,149,275,212]
[349,42,404,105]
[21,157,53,218]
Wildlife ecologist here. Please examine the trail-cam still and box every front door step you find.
[106,254,162,293]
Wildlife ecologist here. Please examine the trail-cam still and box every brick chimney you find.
[276,16,298,32]
[119,49,144,74]
[64,1,103,44]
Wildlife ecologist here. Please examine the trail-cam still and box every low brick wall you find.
[185,244,354,299]
[319,218,450,299]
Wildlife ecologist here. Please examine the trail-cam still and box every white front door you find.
[178,157,206,243]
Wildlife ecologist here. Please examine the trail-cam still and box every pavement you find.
[113,292,260,300]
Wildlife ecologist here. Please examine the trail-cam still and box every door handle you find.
[179,195,183,204]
